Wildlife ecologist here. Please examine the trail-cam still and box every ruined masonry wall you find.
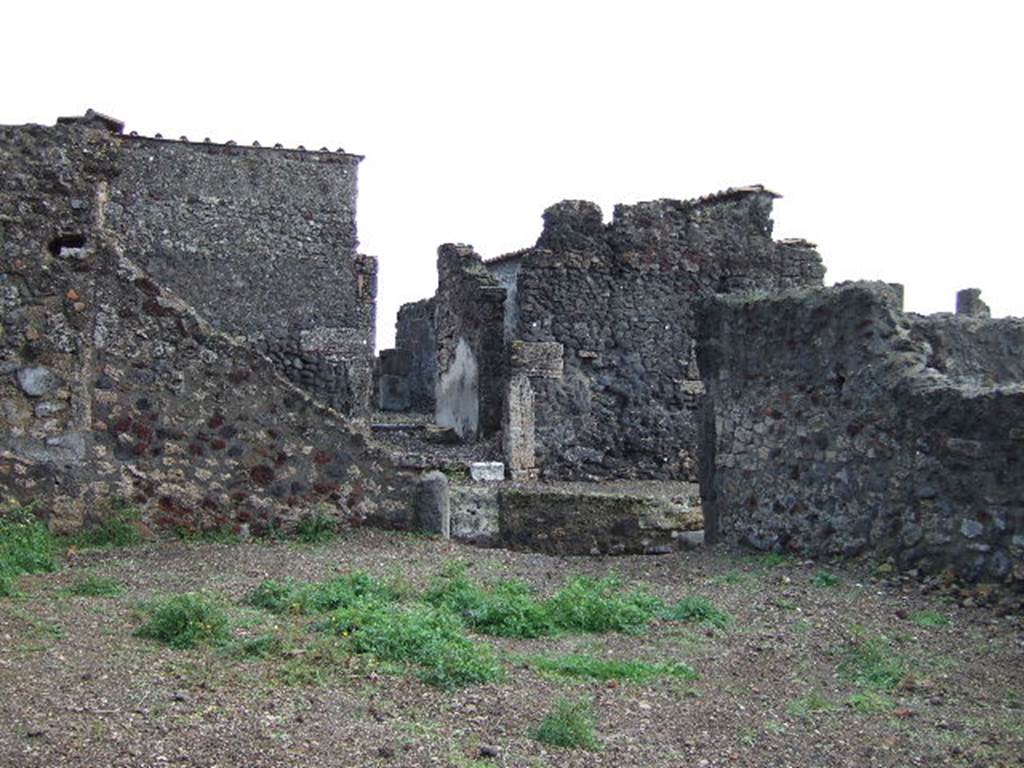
[1,121,415,534]
[433,244,506,440]
[697,282,1024,584]
[515,194,824,481]
[395,297,437,413]
[108,137,376,415]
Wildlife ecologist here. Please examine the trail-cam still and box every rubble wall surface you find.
[697,282,1024,585]
[395,297,437,413]
[1,120,415,534]
[514,192,824,481]
[107,136,375,415]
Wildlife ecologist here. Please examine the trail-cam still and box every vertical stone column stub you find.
[503,341,563,480]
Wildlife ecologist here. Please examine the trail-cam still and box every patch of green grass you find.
[424,568,555,639]
[69,500,141,548]
[837,635,907,691]
[323,600,502,690]
[910,609,949,628]
[64,574,123,597]
[545,576,664,635]
[846,691,894,713]
[531,653,697,683]
[661,596,730,629]
[0,506,58,594]
[295,513,338,543]
[426,569,665,638]
[7,606,64,640]
[272,637,351,685]
[533,698,600,750]
[181,525,242,544]
[245,571,399,616]
[812,570,840,587]
[749,552,792,569]
[134,592,231,649]
[715,569,749,585]
[221,632,285,661]
[787,690,835,719]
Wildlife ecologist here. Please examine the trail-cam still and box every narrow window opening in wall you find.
[48,234,87,257]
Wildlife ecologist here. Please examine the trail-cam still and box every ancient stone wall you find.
[107,136,375,415]
[514,191,824,481]
[395,297,436,413]
[697,282,1024,585]
[1,118,416,534]
[433,244,506,440]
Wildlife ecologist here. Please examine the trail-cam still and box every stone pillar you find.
[502,341,563,480]
[414,471,450,537]
[503,374,536,480]
[955,288,991,319]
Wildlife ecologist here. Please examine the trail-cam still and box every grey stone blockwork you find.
[1,115,415,535]
[514,191,824,481]
[433,244,506,440]
[697,282,1024,584]
[107,135,376,416]
[395,297,436,413]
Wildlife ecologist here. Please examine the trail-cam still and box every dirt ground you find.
[1,529,1022,768]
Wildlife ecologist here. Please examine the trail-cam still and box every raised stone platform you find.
[449,480,703,555]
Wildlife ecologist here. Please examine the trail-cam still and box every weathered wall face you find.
[485,254,524,341]
[910,313,1024,385]
[697,282,1024,585]
[107,137,375,415]
[514,191,825,481]
[433,244,506,440]
[395,297,436,413]
[1,119,415,534]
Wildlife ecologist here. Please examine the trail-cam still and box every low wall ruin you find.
[697,282,1024,584]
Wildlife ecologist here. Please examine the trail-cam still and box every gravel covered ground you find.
[1,529,1022,768]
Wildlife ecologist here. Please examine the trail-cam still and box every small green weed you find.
[70,500,141,548]
[533,698,600,750]
[531,653,697,683]
[135,592,231,649]
[910,610,949,628]
[661,596,730,629]
[787,690,834,719]
[837,635,907,691]
[295,513,338,543]
[812,570,840,587]
[64,574,123,597]
[0,506,58,593]
[846,691,894,713]
[222,633,285,660]
[750,552,791,569]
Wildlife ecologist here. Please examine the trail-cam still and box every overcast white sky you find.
[4,1,1022,348]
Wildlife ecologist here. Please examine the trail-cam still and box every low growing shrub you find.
[65,574,123,597]
[71,500,141,548]
[661,596,731,629]
[533,698,600,750]
[837,635,907,691]
[135,592,231,649]
[545,576,664,635]
[1,505,58,595]
[245,571,399,616]
[425,570,554,639]
[324,600,502,690]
